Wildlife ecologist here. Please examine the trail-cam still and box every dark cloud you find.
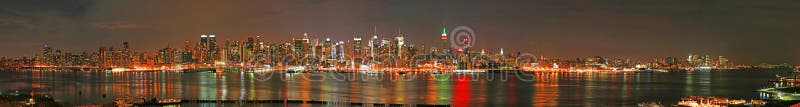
[0,0,798,64]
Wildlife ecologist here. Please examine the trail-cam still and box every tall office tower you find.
[370,35,378,58]
[323,38,332,60]
[107,47,117,67]
[441,27,448,52]
[258,40,266,55]
[703,55,711,67]
[122,42,131,67]
[354,37,362,57]
[183,40,193,64]
[256,36,262,54]
[199,35,209,63]
[208,34,218,64]
[354,37,363,68]
[338,41,345,61]
[302,33,310,56]
[394,36,405,57]
[223,40,230,64]
[331,41,338,60]
[99,47,107,68]
[310,39,317,57]
[245,37,255,62]
[184,41,191,53]
[42,43,53,66]
[267,42,276,64]
[293,33,310,56]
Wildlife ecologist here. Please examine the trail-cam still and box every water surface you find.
[0,69,789,106]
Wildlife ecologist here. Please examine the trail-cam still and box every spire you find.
[442,26,447,34]
[441,26,448,40]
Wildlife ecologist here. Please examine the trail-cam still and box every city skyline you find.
[2,29,794,66]
[1,0,799,64]
[1,31,751,71]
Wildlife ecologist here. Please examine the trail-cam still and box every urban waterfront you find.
[2,0,800,106]
[0,68,792,106]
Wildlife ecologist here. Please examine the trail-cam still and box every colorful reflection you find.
[0,69,786,106]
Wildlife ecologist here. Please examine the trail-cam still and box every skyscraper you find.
[441,27,448,52]
[354,37,362,68]
[122,41,131,67]
[42,43,53,66]
[208,34,218,64]
[199,34,208,64]
[354,37,362,57]
[369,35,378,58]
[394,36,405,58]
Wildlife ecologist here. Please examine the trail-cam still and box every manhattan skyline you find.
[1,0,799,64]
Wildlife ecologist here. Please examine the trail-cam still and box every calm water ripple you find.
[0,69,791,106]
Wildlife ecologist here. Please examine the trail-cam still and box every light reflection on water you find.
[0,69,791,106]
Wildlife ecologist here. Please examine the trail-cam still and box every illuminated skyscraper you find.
[394,36,405,57]
[369,35,378,58]
[293,33,311,55]
[244,37,254,62]
[354,37,362,57]
[354,37,362,68]
[338,41,345,61]
[302,33,310,55]
[41,43,53,66]
[122,41,131,67]
[208,34,218,64]
[199,34,208,63]
[324,38,332,60]
[293,37,303,55]
[441,27,448,52]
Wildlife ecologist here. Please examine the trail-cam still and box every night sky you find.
[0,0,798,65]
